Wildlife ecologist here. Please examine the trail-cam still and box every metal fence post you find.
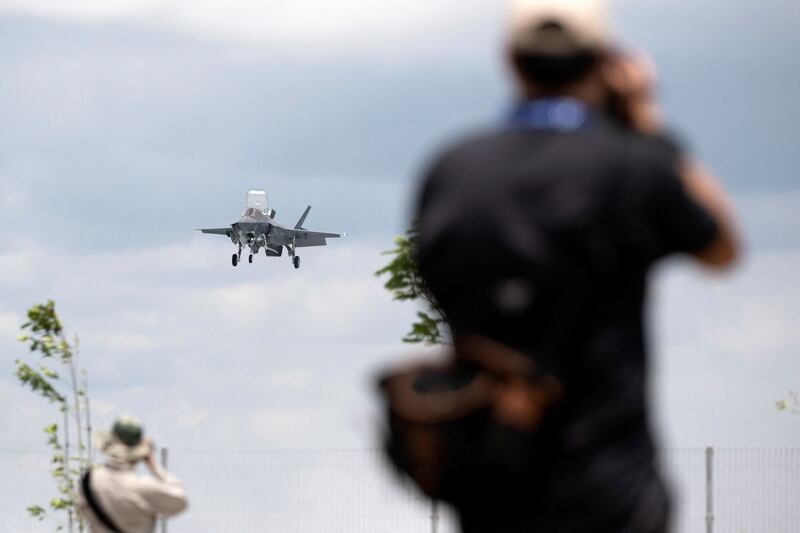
[431,500,439,533]
[161,447,168,533]
[705,445,714,533]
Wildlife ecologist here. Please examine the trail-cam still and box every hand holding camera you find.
[142,438,161,474]
[602,51,664,134]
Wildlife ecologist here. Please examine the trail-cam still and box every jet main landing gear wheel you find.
[248,254,253,264]
[293,256,300,269]
[232,253,239,267]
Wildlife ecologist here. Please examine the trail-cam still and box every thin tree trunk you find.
[83,369,93,464]
[64,335,82,533]
[66,335,84,459]
[68,337,87,533]
[79,372,91,533]
[63,407,74,533]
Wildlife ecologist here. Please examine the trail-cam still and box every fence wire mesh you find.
[715,448,800,533]
[166,448,457,533]
[0,450,59,532]
[2,447,798,532]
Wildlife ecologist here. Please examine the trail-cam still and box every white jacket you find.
[76,459,188,533]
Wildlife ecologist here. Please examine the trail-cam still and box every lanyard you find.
[506,97,593,131]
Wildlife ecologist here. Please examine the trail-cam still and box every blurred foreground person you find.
[77,416,188,532]
[380,1,739,532]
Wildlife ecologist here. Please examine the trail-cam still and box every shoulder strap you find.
[81,469,125,533]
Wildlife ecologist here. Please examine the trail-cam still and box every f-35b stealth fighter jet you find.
[198,189,342,269]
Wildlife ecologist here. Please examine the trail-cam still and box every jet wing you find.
[197,228,232,236]
[294,231,341,248]
[270,226,340,247]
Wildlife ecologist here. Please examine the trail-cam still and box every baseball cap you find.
[508,0,612,57]
[95,415,151,462]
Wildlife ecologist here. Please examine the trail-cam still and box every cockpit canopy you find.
[245,189,269,215]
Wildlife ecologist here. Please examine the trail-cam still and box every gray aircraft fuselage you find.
[198,189,341,268]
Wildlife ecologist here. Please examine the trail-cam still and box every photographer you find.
[77,416,188,533]
[411,0,740,531]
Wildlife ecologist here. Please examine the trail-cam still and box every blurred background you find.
[0,0,798,531]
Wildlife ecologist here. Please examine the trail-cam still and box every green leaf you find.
[19,301,73,361]
[16,301,89,527]
[15,363,65,403]
[50,498,70,510]
[402,311,447,345]
[777,391,800,415]
[27,505,46,520]
[376,224,449,345]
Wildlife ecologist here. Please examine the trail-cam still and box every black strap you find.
[81,469,125,533]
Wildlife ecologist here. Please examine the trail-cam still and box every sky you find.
[0,0,799,529]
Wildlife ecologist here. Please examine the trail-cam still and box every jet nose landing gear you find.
[248,254,254,264]
[293,256,300,269]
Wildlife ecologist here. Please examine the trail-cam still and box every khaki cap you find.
[508,0,612,56]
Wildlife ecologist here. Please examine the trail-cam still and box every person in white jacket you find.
[76,416,188,533]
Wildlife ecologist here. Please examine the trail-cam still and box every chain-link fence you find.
[2,447,799,532]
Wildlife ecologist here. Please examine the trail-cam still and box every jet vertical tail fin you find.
[295,206,311,229]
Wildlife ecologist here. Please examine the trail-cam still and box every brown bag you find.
[377,336,563,504]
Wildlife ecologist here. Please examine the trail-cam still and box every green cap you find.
[112,415,143,446]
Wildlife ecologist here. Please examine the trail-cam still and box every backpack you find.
[376,335,563,506]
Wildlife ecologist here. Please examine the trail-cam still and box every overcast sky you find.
[0,0,799,528]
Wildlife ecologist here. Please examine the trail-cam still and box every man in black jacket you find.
[414,1,739,531]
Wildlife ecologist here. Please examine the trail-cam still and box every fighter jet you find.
[198,189,342,269]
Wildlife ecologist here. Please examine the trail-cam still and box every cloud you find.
[737,191,800,251]
[91,397,118,416]
[0,15,495,252]
[246,406,323,445]
[0,238,420,451]
[650,248,800,447]
[3,197,800,454]
[0,312,19,338]
[264,369,314,390]
[1,4,798,528]
[0,0,147,19]
[163,402,209,429]
[0,0,500,56]
[4,0,795,63]
[658,259,799,364]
